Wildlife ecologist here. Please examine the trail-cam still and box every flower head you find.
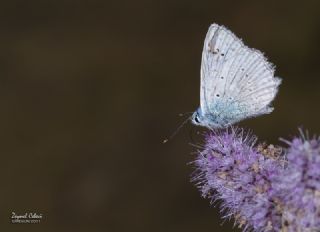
[273,134,320,231]
[192,128,284,231]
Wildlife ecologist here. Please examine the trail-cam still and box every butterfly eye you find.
[194,115,200,123]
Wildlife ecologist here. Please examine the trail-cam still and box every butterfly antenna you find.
[163,115,192,144]
[178,112,193,117]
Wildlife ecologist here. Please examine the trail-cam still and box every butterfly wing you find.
[200,24,281,127]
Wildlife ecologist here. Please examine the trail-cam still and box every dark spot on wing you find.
[211,48,219,54]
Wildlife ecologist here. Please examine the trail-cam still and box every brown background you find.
[1,0,320,231]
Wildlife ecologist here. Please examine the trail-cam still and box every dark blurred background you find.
[1,0,320,231]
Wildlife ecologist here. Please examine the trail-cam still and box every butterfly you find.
[192,24,281,129]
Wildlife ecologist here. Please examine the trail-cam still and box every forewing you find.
[200,24,244,115]
[200,24,281,124]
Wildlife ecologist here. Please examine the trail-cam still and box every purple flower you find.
[273,134,320,231]
[192,128,320,231]
[191,128,284,231]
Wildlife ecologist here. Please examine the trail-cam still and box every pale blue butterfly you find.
[192,24,281,128]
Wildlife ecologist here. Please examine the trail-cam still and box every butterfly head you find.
[191,107,203,126]
[191,106,230,129]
